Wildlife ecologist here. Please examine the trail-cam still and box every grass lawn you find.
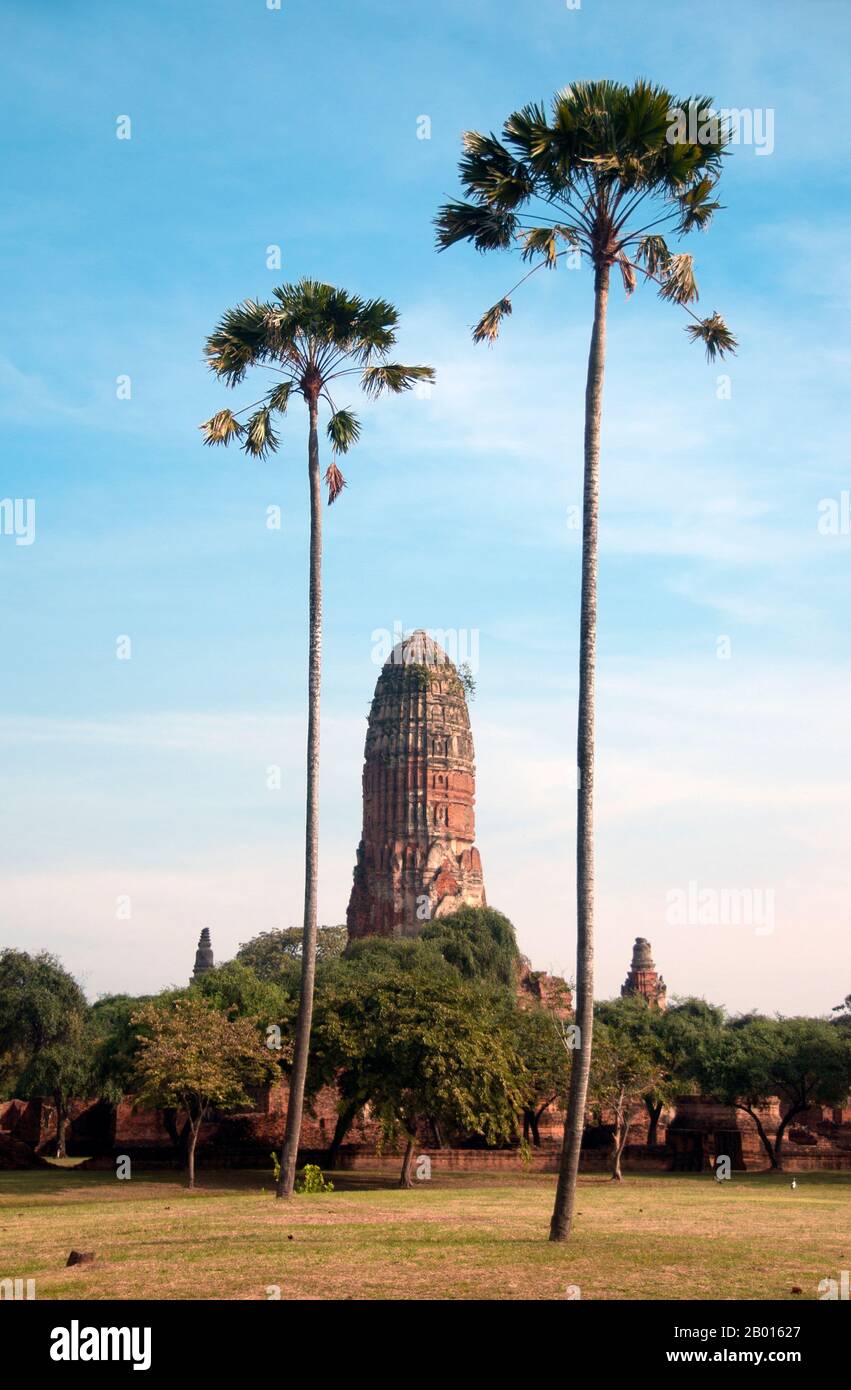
[0,1167,848,1300]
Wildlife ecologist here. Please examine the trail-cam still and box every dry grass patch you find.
[0,1168,847,1301]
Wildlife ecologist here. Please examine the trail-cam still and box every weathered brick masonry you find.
[347,630,485,938]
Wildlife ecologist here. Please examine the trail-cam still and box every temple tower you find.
[191,928,214,983]
[346,630,486,939]
[621,936,667,1010]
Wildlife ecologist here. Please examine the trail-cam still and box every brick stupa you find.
[621,936,667,1010]
[346,630,486,938]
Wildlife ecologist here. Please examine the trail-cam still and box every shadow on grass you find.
[0,1165,847,1202]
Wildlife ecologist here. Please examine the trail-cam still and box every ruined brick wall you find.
[516,958,572,1016]
[6,1084,849,1171]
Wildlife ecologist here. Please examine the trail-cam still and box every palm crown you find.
[201,278,435,500]
[435,79,736,358]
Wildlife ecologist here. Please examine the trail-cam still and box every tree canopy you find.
[235,927,347,981]
[694,1014,851,1169]
[0,949,91,1155]
[420,906,521,990]
[132,996,277,1187]
[435,79,736,360]
[511,1004,570,1147]
[590,997,669,1179]
[201,278,434,497]
[310,944,524,1185]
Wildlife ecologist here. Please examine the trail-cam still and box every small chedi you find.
[347,630,485,938]
[191,928,214,984]
[621,936,667,1010]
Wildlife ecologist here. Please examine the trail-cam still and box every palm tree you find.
[435,80,735,1242]
[200,279,434,1198]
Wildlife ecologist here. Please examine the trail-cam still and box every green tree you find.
[512,1005,570,1146]
[420,906,521,990]
[307,938,431,1160]
[87,993,152,1112]
[192,961,298,1123]
[622,996,726,1148]
[235,926,347,981]
[651,998,727,1145]
[201,279,433,1200]
[832,995,851,1033]
[311,947,523,1186]
[192,960,296,1031]
[591,998,668,1180]
[435,81,734,1240]
[132,996,276,1188]
[0,950,90,1157]
[88,988,205,1162]
[699,1015,851,1170]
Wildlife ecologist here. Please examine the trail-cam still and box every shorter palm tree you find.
[200,279,434,1198]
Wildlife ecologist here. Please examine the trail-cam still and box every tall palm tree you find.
[200,279,434,1198]
[435,80,735,1242]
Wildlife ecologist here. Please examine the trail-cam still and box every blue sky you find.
[1,0,849,1011]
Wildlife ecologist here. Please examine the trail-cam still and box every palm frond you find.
[677,176,723,233]
[520,226,556,265]
[616,254,637,297]
[324,462,347,505]
[265,380,293,413]
[435,200,518,252]
[518,224,581,267]
[621,79,678,152]
[658,253,699,306]
[242,406,279,459]
[685,312,737,361]
[350,296,399,359]
[361,364,435,398]
[502,102,552,164]
[326,407,361,455]
[472,297,512,345]
[270,280,362,354]
[199,409,245,447]
[635,235,671,278]
[457,130,535,208]
[204,300,272,386]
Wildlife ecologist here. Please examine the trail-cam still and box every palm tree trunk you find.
[550,262,609,1242]
[277,398,323,1199]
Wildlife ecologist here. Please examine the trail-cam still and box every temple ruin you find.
[3,932,849,1174]
[347,630,485,938]
[191,928,214,984]
[621,936,667,1010]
